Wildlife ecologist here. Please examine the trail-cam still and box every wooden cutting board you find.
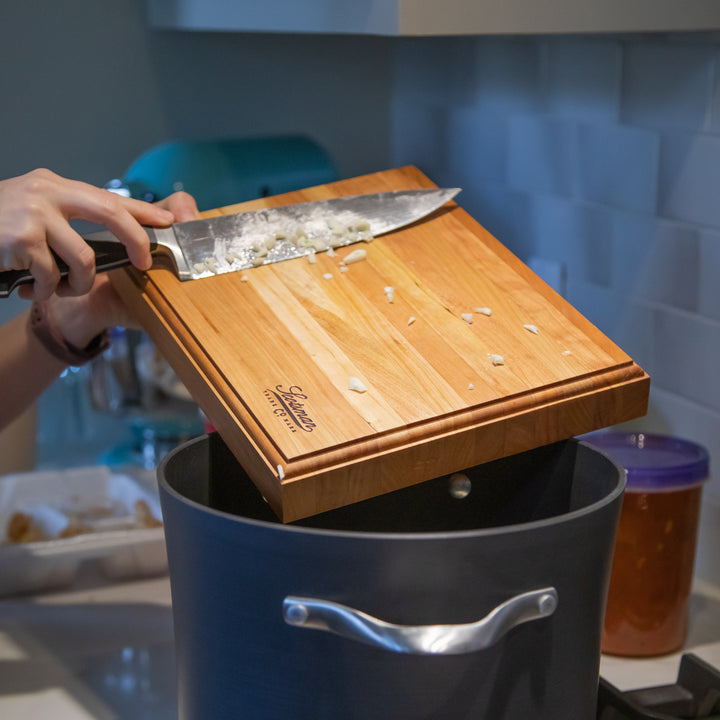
[111,166,649,522]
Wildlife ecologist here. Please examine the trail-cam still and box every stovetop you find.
[598,654,720,719]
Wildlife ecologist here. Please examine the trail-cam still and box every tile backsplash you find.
[391,33,720,582]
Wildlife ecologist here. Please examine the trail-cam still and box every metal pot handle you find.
[283,587,558,655]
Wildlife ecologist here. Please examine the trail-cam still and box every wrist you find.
[29,299,110,366]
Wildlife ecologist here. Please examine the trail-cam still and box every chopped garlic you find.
[523,324,539,335]
[307,250,317,264]
[461,313,473,324]
[351,220,371,233]
[323,273,333,280]
[340,265,349,272]
[468,383,474,390]
[490,354,505,366]
[326,217,347,235]
[343,248,367,265]
[348,376,367,393]
[384,286,395,303]
[240,274,249,282]
[407,316,416,326]
[277,465,285,480]
[475,307,492,316]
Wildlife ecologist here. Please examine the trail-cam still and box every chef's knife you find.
[0,188,460,298]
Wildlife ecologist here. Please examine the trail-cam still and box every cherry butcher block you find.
[110,166,649,522]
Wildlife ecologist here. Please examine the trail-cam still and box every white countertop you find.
[0,570,175,719]
[2,570,720,719]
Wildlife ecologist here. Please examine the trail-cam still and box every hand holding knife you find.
[0,186,460,298]
[0,169,198,300]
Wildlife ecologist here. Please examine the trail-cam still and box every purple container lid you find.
[583,432,709,492]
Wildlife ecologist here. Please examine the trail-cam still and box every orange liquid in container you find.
[584,433,708,657]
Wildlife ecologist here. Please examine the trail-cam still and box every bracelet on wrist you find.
[29,300,110,367]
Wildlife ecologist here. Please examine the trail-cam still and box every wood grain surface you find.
[111,166,649,521]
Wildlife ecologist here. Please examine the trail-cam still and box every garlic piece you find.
[348,376,368,393]
[407,316,416,326]
[461,313,473,324]
[490,354,505,366]
[277,465,285,480]
[475,307,492,316]
[323,273,333,280]
[384,286,395,303]
[523,324,539,335]
[343,248,367,265]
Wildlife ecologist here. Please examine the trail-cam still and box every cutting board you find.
[110,166,649,522]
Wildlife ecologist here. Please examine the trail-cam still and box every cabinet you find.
[147,0,720,35]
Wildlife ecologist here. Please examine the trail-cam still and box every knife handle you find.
[0,238,159,298]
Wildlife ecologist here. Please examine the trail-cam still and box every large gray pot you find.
[158,434,624,720]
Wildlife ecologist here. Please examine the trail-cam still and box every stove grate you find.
[598,654,720,720]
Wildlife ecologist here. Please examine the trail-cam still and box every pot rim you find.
[157,437,627,541]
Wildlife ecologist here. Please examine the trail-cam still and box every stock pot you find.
[158,433,624,720]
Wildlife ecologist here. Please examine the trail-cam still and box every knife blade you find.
[0,188,460,298]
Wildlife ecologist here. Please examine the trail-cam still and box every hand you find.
[0,168,178,301]
[44,190,202,347]
[154,191,199,223]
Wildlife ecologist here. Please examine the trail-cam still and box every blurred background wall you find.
[3,1,720,578]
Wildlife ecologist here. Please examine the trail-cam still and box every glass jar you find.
[585,432,709,657]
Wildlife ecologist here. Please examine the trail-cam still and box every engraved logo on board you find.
[264,385,317,433]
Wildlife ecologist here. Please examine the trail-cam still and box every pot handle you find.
[283,587,558,655]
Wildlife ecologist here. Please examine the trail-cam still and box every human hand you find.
[0,168,177,301]
[38,190,202,346]
[154,191,200,223]
[45,273,141,350]
[41,190,202,348]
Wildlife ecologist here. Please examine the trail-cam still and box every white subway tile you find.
[650,307,720,410]
[541,36,622,121]
[531,197,609,286]
[633,220,700,313]
[470,37,543,112]
[622,40,714,132]
[470,183,535,260]
[507,115,579,196]
[577,123,660,213]
[446,109,508,185]
[390,100,448,175]
[699,228,720,321]
[659,131,720,228]
[393,37,476,104]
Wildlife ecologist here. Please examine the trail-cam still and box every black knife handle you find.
[0,239,158,298]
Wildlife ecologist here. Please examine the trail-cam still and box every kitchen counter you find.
[2,571,720,718]
[0,571,175,719]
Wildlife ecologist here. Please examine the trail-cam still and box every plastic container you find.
[584,432,709,657]
[0,466,167,595]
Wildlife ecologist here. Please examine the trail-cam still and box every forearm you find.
[0,309,69,431]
